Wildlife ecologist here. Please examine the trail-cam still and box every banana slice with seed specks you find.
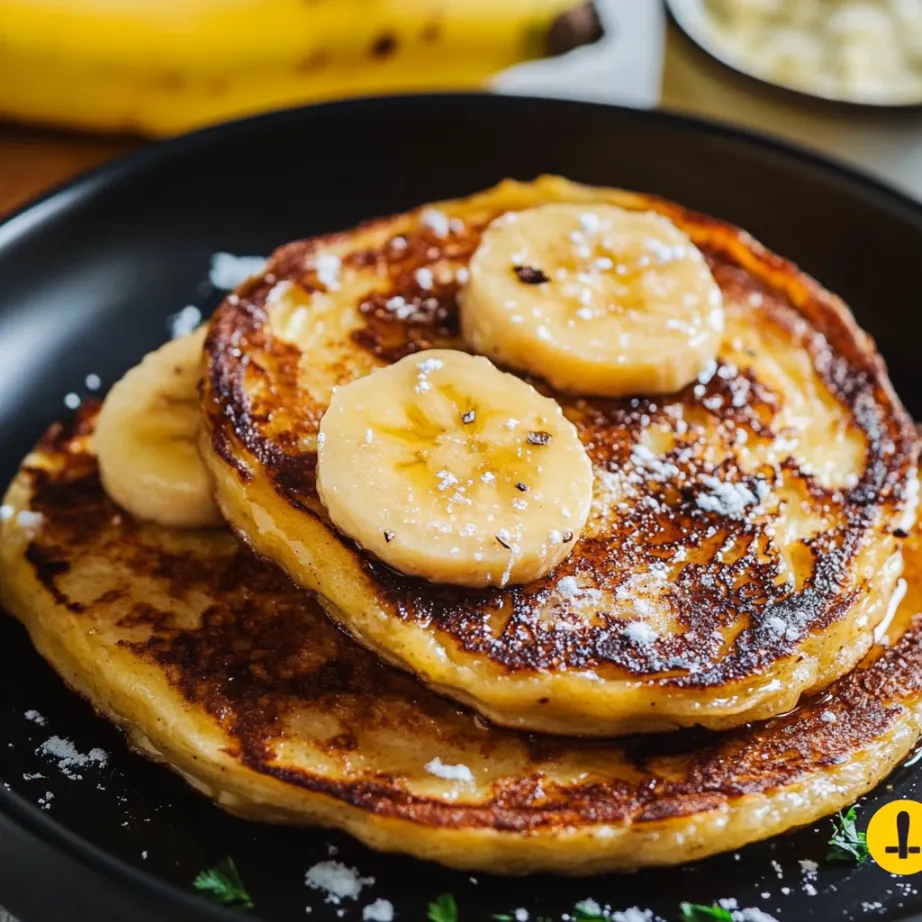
[461,203,725,397]
[316,349,593,588]
[95,327,222,529]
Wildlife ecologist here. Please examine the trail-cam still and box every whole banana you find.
[0,0,591,136]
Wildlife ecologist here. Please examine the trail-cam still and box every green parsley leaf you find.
[573,900,607,921]
[827,806,870,864]
[428,893,459,922]
[679,903,733,922]
[192,857,253,910]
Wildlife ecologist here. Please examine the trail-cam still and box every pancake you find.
[2,410,922,874]
[201,176,918,737]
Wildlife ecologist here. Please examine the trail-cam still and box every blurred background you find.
[0,0,920,217]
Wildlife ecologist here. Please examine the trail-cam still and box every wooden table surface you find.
[0,123,137,219]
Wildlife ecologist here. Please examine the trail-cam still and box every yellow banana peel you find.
[0,0,584,135]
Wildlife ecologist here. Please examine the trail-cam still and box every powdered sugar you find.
[764,615,799,642]
[305,861,374,905]
[415,357,443,393]
[695,474,769,519]
[579,212,602,234]
[557,576,580,598]
[262,280,292,309]
[420,208,450,238]
[168,305,201,339]
[572,903,662,922]
[15,510,44,538]
[209,252,266,290]
[362,899,394,921]
[384,296,416,320]
[37,736,107,780]
[314,254,342,291]
[623,621,658,644]
[436,470,458,491]
[425,757,474,782]
[629,444,681,483]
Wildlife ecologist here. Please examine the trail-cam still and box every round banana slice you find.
[316,349,593,588]
[95,327,222,529]
[461,202,725,397]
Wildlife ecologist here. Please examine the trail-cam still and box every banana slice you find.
[316,349,593,588]
[95,327,222,529]
[460,202,724,397]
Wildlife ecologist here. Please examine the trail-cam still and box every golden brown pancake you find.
[200,176,918,736]
[1,411,921,874]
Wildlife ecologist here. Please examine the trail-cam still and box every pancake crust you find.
[201,176,918,736]
[2,411,922,873]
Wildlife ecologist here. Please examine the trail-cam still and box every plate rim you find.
[2,92,922,257]
[2,91,922,922]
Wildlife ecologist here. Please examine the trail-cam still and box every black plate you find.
[3,94,922,922]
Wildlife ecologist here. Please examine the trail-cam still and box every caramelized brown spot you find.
[12,424,922,831]
[513,265,549,285]
[200,184,918,690]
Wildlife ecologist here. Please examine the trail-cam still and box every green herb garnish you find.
[429,892,459,922]
[192,857,253,910]
[679,904,733,922]
[573,900,607,921]
[827,806,870,864]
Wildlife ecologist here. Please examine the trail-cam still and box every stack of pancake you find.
[1,176,919,874]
